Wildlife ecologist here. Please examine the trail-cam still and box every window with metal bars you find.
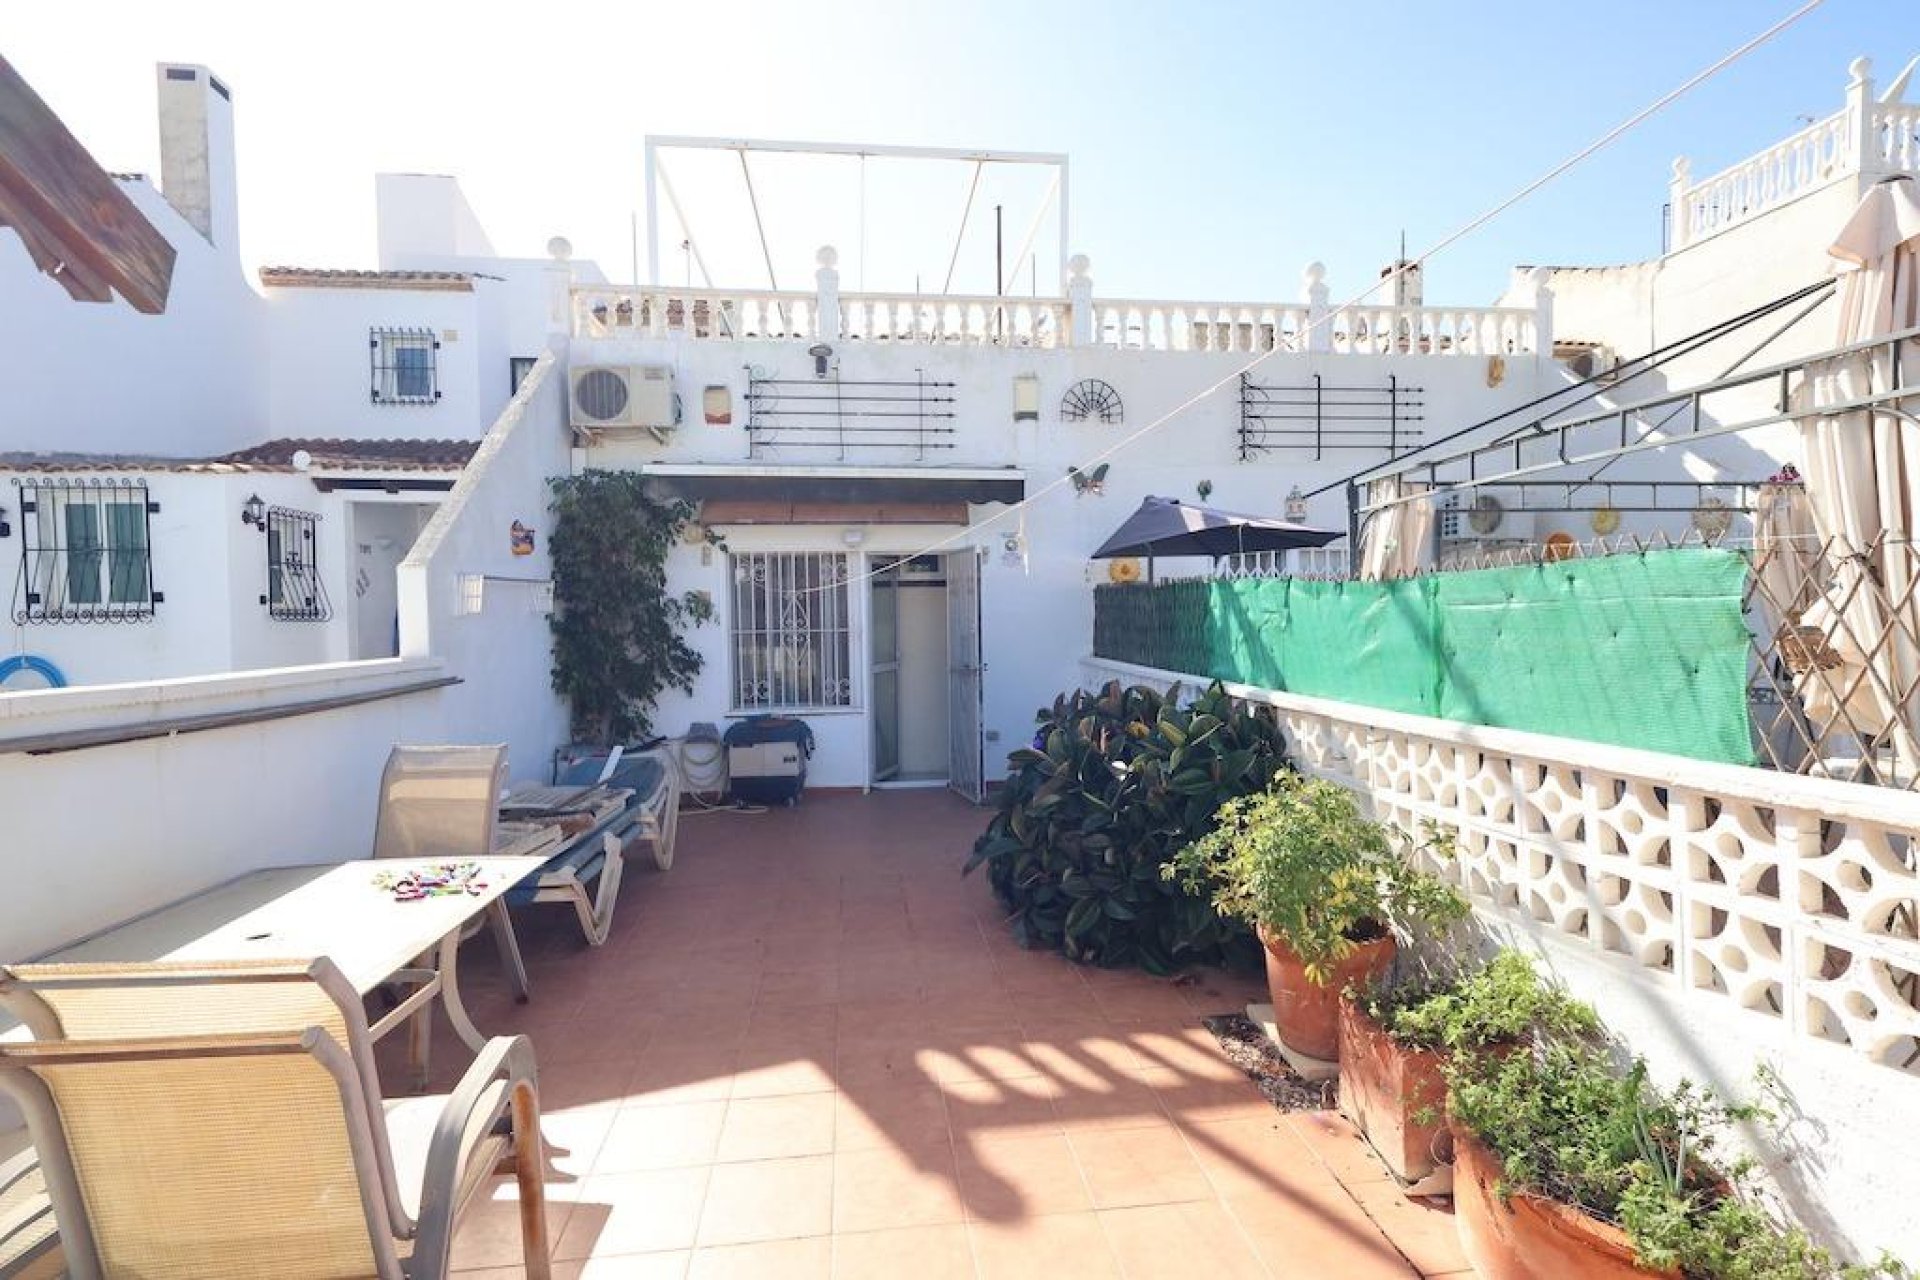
[729,552,854,711]
[261,506,331,621]
[11,478,160,623]
[370,327,441,405]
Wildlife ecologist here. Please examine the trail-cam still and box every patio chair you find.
[0,957,550,1280]
[0,1138,59,1279]
[373,744,533,1004]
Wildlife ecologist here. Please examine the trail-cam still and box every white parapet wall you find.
[1084,654,1920,1264]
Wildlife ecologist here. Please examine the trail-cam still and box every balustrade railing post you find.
[1066,254,1094,346]
[814,245,841,342]
[1303,261,1331,354]
[547,236,575,335]
[1847,56,1877,176]
[1526,265,1554,356]
[1667,156,1692,251]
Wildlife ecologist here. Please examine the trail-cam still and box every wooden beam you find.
[0,55,176,313]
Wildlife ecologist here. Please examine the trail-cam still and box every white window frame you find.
[370,327,441,405]
[728,551,855,712]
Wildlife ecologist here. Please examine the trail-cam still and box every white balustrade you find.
[1675,108,1852,246]
[1871,102,1920,175]
[1085,654,1920,1075]
[573,287,818,341]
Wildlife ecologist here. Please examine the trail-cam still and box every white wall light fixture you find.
[1013,374,1040,423]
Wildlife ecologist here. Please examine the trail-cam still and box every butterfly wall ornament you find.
[1068,462,1110,496]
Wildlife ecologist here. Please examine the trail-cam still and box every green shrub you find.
[1163,773,1466,984]
[963,681,1289,972]
[1449,1043,1903,1278]
[1361,950,1600,1053]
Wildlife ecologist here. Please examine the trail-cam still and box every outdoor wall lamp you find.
[241,493,267,529]
[1285,485,1308,523]
[808,343,833,378]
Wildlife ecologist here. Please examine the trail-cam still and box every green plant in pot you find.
[1341,950,1600,1188]
[1165,773,1466,1061]
[1445,1040,1902,1280]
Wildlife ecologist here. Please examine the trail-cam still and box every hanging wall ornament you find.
[1061,379,1124,424]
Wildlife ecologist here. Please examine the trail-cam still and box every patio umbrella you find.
[1090,495,1339,580]
[1357,476,1435,580]
[1794,174,1920,773]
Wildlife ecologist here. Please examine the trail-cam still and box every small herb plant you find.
[1164,774,1467,984]
[1449,1042,1904,1278]
[1359,949,1600,1053]
[548,470,717,743]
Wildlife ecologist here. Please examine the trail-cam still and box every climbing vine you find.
[548,470,715,743]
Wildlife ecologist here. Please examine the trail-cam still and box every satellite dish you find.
[290,449,313,471]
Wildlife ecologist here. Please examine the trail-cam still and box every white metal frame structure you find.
[642,136,1070,295]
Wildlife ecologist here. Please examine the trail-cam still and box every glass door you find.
[947,548,985,803]
[871,560,901,782]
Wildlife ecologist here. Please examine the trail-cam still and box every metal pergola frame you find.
[1345,322,1920,546]
[641,136,1071,295]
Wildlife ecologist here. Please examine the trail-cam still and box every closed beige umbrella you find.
[1796,174,1920,775]
[1358,477,1434,580]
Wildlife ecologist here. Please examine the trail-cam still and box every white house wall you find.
[263,283,490,442]
[0,181,267,460]
[582,337,1561,786]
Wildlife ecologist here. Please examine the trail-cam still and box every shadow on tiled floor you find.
[393,790,1469,1279]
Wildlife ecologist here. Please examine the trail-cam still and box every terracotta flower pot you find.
[1258,925,1396,1061]
[1451,1127,1680,1280]
[1336,997,1449,1185]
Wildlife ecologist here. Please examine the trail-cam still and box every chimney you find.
[155,64,239,251]
[1378,259,1423,308]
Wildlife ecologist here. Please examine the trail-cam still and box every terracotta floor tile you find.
[941,1073,1065,1138]
[715,1093,836,1162]
[830,1223,973,1280]
[1098,1201,1268,1280]
[447,1173,568,1272]
[954,1131,1094,1221]
[696,1154,834,1247]
[1288,1109,1396,1187]
[571,1253,689,1279]
[537,1107,618,1179]
[728,1051,838,1099]
[1142,1066,1280,1125]
[833,1082,950,1151]
[1224,1188,1417,1279]
[595,1101,728,1173]
[968,1211,1124,1280]
[1178,1115,1317,1199]
[541,1057,639,1114]
[1348,1181,1471,1278]
[555,1167,711,1260]
[1049,1069,1175,1134]
[1068,1126,1213,1210]
[831,1141,967,1234]
[686,1236,832,1280]
[625,1044,740,1107]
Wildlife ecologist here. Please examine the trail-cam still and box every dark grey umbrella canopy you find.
[1091,495,1341,560]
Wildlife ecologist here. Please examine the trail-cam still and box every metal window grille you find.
[370,327,441,405]
[509,355,538,396]
[11,477,160,623]
[729,552,853,710]
[261,506,331,621]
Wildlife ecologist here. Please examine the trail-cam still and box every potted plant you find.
[1165,773,1465,1061]
[1446,1037,1895,1280]
[1341,950,1599,1188]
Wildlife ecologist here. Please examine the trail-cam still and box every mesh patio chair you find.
[372,744,533,1004]
[0,957,549,1280]
[0,1138,59,1279]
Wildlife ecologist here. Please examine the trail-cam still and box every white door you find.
[947,547,986,803]
[870,562,902,783]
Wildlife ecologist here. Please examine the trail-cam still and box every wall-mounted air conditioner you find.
[569,364,675,435]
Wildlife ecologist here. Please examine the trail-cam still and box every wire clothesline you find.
[759,0,1829,599]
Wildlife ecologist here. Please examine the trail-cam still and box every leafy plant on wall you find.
[964,680,1290,972]
[548,469,715,744]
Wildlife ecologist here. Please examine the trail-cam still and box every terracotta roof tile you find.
[1,438,476,475]
[258,267,474,292]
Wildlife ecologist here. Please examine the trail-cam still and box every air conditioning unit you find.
[569,364,676,434]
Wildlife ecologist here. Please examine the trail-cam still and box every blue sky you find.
[3,0,1909,306]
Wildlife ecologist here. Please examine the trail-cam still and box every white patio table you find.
[31,856,547,1087]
